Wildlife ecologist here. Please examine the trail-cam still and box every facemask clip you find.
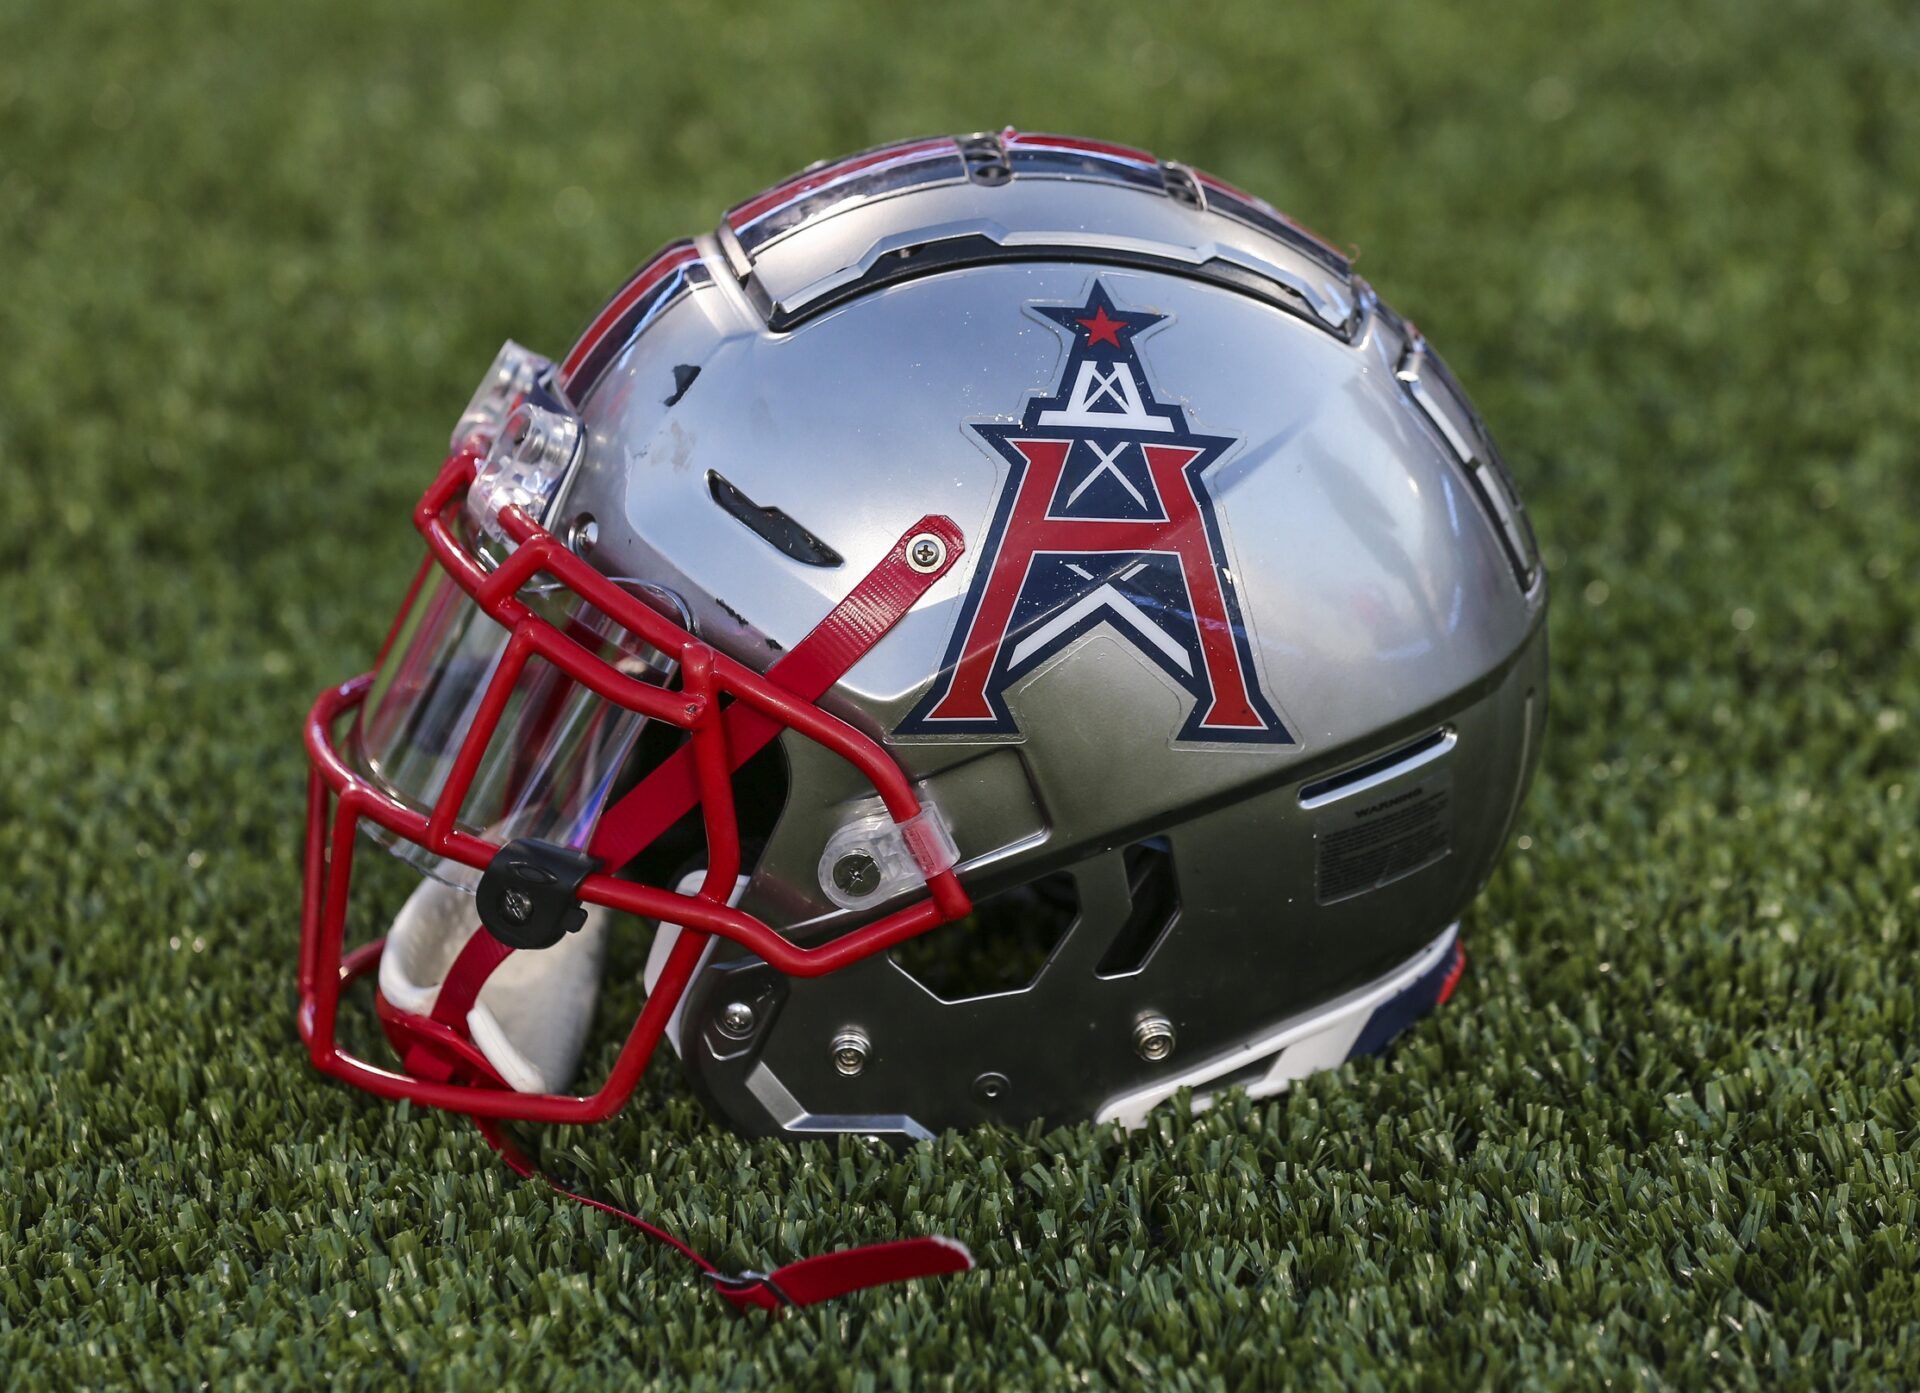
[477,839,603,950]
[817,803,959,911]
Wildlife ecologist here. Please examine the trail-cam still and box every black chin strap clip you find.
[708,1269,798,1309]
[476,839,601,950]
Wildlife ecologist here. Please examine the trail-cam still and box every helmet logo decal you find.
[897,282,1291,745]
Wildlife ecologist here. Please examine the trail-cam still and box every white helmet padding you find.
[378,875,610,1094]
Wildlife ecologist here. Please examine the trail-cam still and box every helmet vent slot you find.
[888,872,1077,1003]
[762,234,1327,337]
[1093,838,1180,979]
[1457,460,1538,591]
[1394,336,1539,590]
[707,470,845,568]
[1298,727,1453,809]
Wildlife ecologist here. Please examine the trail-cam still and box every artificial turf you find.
[3,0,1919,1386]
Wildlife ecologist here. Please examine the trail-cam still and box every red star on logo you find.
[1076,305,1126,347]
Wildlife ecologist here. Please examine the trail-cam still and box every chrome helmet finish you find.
[300,129,1546,1149]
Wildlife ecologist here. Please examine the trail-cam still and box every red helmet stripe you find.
[558,240,702,388]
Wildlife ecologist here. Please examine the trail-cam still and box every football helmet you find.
[299,128,1547,1150]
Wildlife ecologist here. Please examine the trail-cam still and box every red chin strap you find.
[372,999,972,1314]
[349,507,978,1313]
[478,1119,972,1313]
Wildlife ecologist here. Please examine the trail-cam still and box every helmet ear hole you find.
[888,872,1078,1003]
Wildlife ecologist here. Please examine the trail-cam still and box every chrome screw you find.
[832,851,881,899]
[972,1071,1010,1104]
[830,1027,870,1077]
[718,1001,756,1037]
[502,889,533,924]
[568,512,599,555]
[906,532,947,573]
[1133,1014,1175,1062]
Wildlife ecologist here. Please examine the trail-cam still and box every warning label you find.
[1314,772,1453,904]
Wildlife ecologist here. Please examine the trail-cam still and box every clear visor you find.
[346,566,682,890]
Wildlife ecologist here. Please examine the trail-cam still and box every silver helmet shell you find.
[552,131,1546,1138]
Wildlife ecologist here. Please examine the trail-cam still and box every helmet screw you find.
[502,888,534,924]
[906,532,947,573]
[830,1027,870,1077]
[718,1001,756,1037]
[1133,1014,1175,1062]
[831,851,882,899]
[567,512,599,555]
[971,1071,1010,1104]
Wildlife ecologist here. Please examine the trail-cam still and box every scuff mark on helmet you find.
[665,364,701,406]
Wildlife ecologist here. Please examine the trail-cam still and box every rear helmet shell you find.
[552,134,1546,1135]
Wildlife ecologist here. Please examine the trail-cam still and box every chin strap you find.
[376,1003,974,1314]
[472,1115,972,1314]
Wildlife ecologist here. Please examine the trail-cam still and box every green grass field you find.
[4,0,1918,1385]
